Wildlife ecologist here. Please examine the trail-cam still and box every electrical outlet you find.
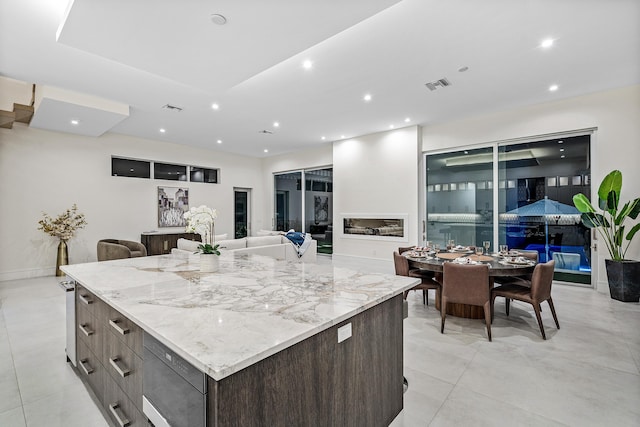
[338,323,352,343]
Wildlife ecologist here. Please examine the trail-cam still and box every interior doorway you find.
[234,188,251,239]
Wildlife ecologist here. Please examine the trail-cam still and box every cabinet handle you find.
[78,294,93,305]
[109,403,131,427]
[109,319,130,335]
[109,357,131,378]
[78,323,94,336]
[79,358,94,375]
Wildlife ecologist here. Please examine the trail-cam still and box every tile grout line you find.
[0,297,28,426]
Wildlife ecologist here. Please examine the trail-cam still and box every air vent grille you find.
[425,78,451,91]
[162,104,183,112]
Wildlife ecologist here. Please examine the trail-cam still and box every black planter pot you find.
[605,260,640,302]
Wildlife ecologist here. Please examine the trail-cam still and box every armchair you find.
[97,239,147,261]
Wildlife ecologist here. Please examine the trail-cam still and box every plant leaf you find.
[598,170,622,202]
[606,190,619,214]
[615,226,625,247]
[573,193,595,213]
[580,212,605,228]
[628,198,640,220]
[626,223,640,241]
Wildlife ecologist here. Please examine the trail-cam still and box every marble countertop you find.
[61,253,418,380]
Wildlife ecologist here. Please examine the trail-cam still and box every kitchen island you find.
[62,252,418,426]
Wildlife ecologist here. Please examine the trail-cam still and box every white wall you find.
[0,125,264,280]
[422,85,640,292]
[333,126,420,261]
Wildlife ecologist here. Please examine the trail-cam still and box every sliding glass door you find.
[274,168,333,254]
[426,134,592,285]
[426,147,494,248]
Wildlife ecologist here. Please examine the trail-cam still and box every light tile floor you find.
[1,271,639,426]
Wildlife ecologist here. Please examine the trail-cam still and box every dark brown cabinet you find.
[140,232,200,255]
[75,285,146,426]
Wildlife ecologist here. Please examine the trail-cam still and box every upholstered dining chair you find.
[491,260,559,340]
[393,252,441,307]
[441,262,492,341]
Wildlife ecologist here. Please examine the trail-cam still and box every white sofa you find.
[171,235,317,262]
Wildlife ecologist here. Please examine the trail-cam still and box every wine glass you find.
[475,246,484,257]
[499,244,508,255]
[447,239,455,251]
[483,240,491,255]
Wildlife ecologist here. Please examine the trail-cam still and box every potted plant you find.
[573,170,640,302]
[184,205,220,272]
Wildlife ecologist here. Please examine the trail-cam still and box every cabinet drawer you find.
[76,305,103,358]
[76,284,102,317]
[104,306,142,356]
[104,329,143,411]
[104,375,147,427]
[77,339,104,404]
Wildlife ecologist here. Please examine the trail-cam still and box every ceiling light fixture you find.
[541,38,554,48]
[273,122,279,128]
[561,155,566,158]
[211,103,220,110]
[70,119,79,125]
[210,14,227,25]
[264,149,269,153]
[560,148,565,152]
[159,128,166,133]
[549,84,559,92]
[321,136,326,140]
[217,139,222,144]
[404,118,410,123]
[558,140,564,144]
[303,60,313,70]
[340,135,345,139]
[389,125,395,129]
[363,94,372,102]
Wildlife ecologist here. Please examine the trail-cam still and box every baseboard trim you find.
[0,267,55,282]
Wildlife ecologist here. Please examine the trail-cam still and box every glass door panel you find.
[304,168,333,254]
[497,135,591,284]
[426,147,494,249]
[234,188,250,238]
[274,172,302,232]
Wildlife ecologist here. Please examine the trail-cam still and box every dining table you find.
[405,249,536,319]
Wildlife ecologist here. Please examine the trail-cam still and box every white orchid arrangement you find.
[183,205,220,255]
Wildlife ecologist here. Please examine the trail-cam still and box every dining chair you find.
[440,263,492,341]
[393,252,441,306]
[491,260,559,340]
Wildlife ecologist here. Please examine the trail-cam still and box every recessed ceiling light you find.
[340,135,345,139]
[363,94,372,102]
[210,14,227,25]
[541,38,554,48]
[217,139,222,144]
[464,150,469,154]
[389,125,395,129]
[558,140,564,144]
[561,155,566,158]
[129,168,134,172]
[273,122,279,128]
[70,119,79,125]
[263,149,269,153]
[321,136,326,140]
[159,128,166,133]
[560,148,565,152]
[211,103,220,110]
[302,60,313,69]
[404,118,410,123]
[549,84,559,92]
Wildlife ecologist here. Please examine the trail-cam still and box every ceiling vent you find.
[425,78,451,91]
[162,104,183,112]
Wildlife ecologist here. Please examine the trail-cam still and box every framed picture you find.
[158,186,189,227]
[314,195,329,222]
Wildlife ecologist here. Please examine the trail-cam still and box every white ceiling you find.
[1,0,639,158]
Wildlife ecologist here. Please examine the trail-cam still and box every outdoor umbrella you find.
[506,196,580,262]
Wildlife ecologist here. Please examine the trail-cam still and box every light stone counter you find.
[62,253,418,381]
